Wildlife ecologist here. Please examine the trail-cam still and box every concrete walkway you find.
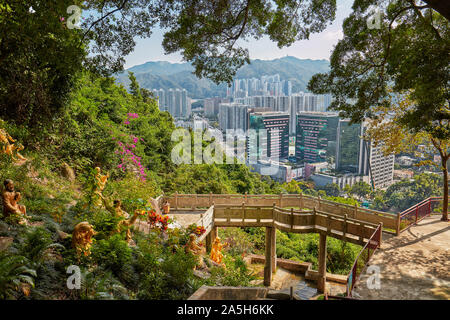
[353,215,450,300]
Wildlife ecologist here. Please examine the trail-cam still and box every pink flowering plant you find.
[113,113,148,181]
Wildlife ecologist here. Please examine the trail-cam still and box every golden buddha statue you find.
[72,221,97,258]
[93,167,108,207]
[0,126,27,163]
[186,233,204,270]
[2,179,29,224]
[210,237,226,265]
[103,197,138,243]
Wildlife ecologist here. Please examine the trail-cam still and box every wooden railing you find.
[212,204,379,246]
[164,193,398,234]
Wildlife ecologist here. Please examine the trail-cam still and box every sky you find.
[124,0,354,69]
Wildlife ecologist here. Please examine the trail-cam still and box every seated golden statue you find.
[162,200,170,215]
[103,197,138,243]
[2,179,29,224]
[0,127,27,163]
[116,210,140,243]
[93,167,108,207]
[210,237,226,265]
[102,197,129,219]
[72,221,97,257]
[186,233,205,270]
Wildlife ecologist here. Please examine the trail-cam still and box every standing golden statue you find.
[72,221,97,258]
[0,126,27,163]
[210,237,227,265]
[1,179,29,224]
[93,167,108,207]
[186,233,205,270]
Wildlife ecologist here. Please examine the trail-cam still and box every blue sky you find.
[124,0,354,69]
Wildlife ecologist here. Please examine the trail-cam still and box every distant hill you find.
[115,56,330,99]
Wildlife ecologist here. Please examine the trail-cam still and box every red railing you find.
[399,197,442,233]
[346,223,382,297]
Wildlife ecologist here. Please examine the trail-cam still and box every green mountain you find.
[115,56,330,99]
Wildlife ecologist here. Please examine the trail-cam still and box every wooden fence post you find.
[378,222,383,247]
[273,202,276,223]
[175,192,178,210]
[299,193,303,210]
[264,227,272,287]
[396,212,401,235]
[318,233,327,293]
[343,214,348,239]
[290,208,294,231]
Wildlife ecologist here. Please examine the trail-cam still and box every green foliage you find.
[91,234,132,274]
[309,1,449,140]
[350,182,372,199]
[383,173,441,211]
[207,255,256,287]
[0,252,36,300]
[322,183,341,197]
[275,231,360,274]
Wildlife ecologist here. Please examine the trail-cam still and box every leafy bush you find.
[91,234,132,274]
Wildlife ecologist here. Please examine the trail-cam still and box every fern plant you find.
[0,253,36,299]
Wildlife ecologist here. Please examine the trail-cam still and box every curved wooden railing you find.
[164,193,398,234]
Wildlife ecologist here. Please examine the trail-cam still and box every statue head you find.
[95,167,101,174]
[3,179,14,192]
[214,237,221,244]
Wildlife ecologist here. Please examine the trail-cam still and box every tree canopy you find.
[308,0,449,140]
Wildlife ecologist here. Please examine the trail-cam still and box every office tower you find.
[336,119,395,188]
[336,120,363,173]
[295,112,340,163]
[248,111,290,161]
[357,126,395,189]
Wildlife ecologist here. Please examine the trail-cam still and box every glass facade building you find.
[248,112,290,161]
[336,120,363,173]
[295,113,339,163]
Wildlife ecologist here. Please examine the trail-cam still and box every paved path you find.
[353,215,450,300]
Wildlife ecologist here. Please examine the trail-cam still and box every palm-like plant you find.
[0,253,37,299]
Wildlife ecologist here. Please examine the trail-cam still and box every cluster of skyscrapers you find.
[227,74,293,98]
[213,107,394,189]
[152,88,191,119]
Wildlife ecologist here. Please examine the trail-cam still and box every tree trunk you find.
[442,165,449,221]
